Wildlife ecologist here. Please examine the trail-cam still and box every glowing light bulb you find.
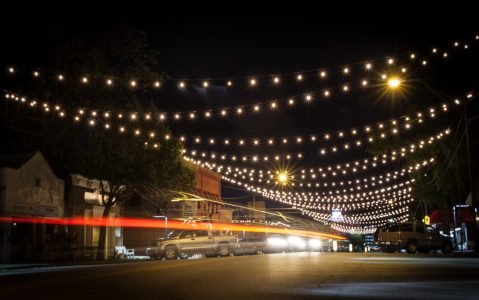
[203,81,209,88]
[250,79,256,86]
[106,79,113,85]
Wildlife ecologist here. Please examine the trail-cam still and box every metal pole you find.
[165,216,168,237]
[453,206,457,250]
[464,105,479,252]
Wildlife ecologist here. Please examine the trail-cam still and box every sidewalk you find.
[0,257,150,272]
[452,250,479,257]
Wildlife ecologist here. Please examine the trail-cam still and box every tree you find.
[2,22,196,259]
[367,103,469,234]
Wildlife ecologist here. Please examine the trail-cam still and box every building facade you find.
[65,174,123,260]
[0,152,64,263]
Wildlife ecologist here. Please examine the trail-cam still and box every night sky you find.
[1,3,478,219]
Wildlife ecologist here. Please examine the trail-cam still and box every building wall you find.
[0,153,64,263]
[3,153,64,217]
[195,166,221,197]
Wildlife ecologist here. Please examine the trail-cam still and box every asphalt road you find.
[1,252,478,300]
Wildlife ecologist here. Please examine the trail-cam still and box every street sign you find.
[422,215,430,225]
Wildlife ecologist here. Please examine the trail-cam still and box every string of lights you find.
[301,205,411,224]
[4,91,461,162]
[170,101,455,148]
[2,77,380,124]
[5,33,477,90]
[186,155,416,204]
[182,126,449,168]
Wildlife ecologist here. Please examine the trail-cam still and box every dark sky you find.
[1,3,478,214]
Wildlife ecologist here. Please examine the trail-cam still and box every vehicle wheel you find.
[406,240,417,254]
[164,246,178,260]
[418,248,431,254]
[441,242,453,254]
[217,244,230,257]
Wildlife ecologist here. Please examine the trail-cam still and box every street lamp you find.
[387,77,401,89]
[276,171,291,187]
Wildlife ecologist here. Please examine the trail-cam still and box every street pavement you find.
[1,252,478,299]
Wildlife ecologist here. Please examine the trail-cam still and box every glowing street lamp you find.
[387,77,401,89]
[277,171,289,186]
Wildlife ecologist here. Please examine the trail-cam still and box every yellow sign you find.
[422,215,430,225]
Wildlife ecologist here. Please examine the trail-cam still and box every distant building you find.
[0,152,64,263]
[65,174,122,260]
[122,165,229,255]
[187,165,223,221]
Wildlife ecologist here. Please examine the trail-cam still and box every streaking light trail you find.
[0,216,346,240]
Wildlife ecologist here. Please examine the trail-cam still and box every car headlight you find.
[308,238,322,249]
[287,236,306,249]
[267,237,288,248]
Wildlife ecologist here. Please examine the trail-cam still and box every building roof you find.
[0,152,38,169]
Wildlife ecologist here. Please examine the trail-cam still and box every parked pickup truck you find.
[374,222,453,254]
[146,229,238,260]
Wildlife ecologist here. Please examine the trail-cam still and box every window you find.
[35,178,42,187]
[181,231,192,239]
[195,230,209,237]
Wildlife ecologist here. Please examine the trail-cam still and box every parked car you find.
[374,222,453,254]
[235,237,267,255]
[146,229,238,260]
